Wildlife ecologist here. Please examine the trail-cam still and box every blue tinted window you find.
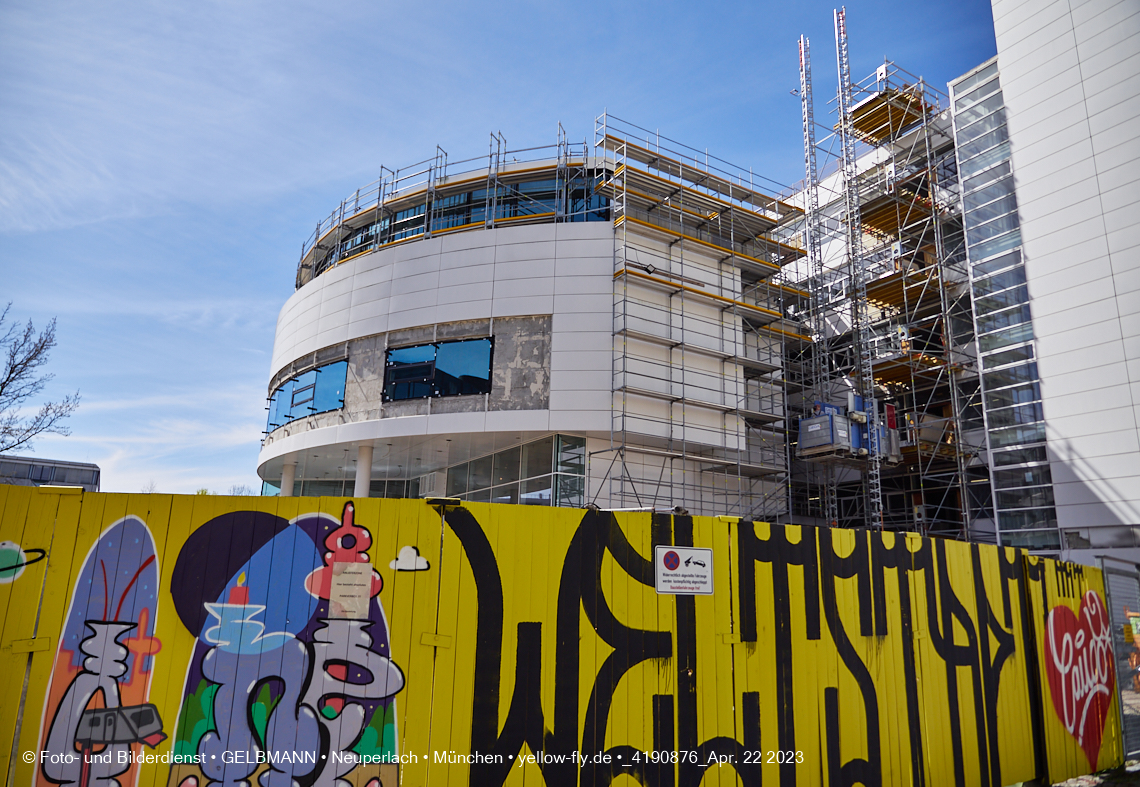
[385,344,436,401]
[313,360,348,413]
[384,338,493,402]
[435,340,493,396]
[290,370,318,418]
[274,380,294,426]
[265,360,348,434]
[266,388,283,432]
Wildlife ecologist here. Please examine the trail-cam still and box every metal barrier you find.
[1102,555,1140,760]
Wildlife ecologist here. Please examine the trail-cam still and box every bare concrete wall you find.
[263,316,551,447]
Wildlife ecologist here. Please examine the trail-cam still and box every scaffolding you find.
[593,113,809,519]
[791,12,988,539]
[293,133,599,288]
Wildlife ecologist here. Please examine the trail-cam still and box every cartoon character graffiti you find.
[168,503,405,787]
[37,517,164,787]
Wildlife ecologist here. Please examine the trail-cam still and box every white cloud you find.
[389,546,429,572]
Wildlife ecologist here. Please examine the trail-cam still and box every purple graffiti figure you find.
[197,598,320,787]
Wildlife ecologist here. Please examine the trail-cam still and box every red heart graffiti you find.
[1044,590,1115,768]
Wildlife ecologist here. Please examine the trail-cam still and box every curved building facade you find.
[258,118,808,517]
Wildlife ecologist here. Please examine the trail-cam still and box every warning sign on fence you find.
[654,545,714,595]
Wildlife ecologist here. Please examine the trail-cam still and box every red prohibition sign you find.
[663,550,680,570]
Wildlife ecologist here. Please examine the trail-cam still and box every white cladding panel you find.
[994,0,1140,529]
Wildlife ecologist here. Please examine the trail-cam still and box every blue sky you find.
[0,0,997,494]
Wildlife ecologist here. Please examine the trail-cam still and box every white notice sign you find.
[654,545,714,595]
[329,561,372,619]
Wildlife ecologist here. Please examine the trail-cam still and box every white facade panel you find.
[995,0,1140,535]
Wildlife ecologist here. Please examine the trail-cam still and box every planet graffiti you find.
[0,541,46,583]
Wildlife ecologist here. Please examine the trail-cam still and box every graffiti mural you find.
[167,502,404,787]
[0,485,1125,786]
[38,516,163,787]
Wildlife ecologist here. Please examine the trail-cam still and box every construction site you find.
[786,13,989,540]
[593,12,989,540]
[261,11,995,543]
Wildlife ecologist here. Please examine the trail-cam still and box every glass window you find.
[973,249,1021,278]
[974,266,1026,297]
[384,338,493,402]
[952,62,999,98]
[522,437,554,480]
[969,229,1021,262]
[984,362,1038,391]
[384,344,436,402]
[960,142,1011,180]
[954,74,1001,112]
[447,463,469,496]
[266,359,349,433]
[989,422,1046,447]
[982,344,1034,370]
[957,122,1009,161]
[979,323,1035,353]
[369,479,412,499]
[301,479,348,497]
[30,464,54,483]
[992,445,1048,466]
[1002,528,1060,549]
[520,476,553,506]
[968,213,1020,246]
[491,483,519,505]
[493,446,521,487]
[993,465,1052,489]
[975,284,1029,315]
[434,339,493,396]
[955,91,1006,129]
[313,360,348,413]
[468,455,493,492]
[998,508,1058,531]
[291,370,317,414]
[965,194,1018,231]
[556,434,586,474]
[468,487,492,503]
[556,474,585,508]
[964,176,1015,213]
[976,304,1032,335]
[271,379,295,427]
[985,381,1040,410]
[996,486,1055,510]
[963,160,1011,195]
[986,402,1044,428]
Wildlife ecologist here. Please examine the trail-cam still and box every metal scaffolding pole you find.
[834,7,883,528]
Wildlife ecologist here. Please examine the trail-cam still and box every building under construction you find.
[259,4,1140,554]
[787,14,990,540]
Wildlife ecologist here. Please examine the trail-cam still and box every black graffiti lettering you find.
[818,527,880,787]
[442,504,1065,787]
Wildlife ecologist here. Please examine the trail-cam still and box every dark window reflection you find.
[383,338,493,402]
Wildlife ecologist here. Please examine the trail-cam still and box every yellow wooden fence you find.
[0,486,1123,786]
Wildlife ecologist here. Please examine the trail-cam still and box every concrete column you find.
[354,444,374,499]
[280,461,296,497]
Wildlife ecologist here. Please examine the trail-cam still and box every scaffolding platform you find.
[847,86,931,144]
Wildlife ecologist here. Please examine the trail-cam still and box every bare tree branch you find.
[0,303,81,453]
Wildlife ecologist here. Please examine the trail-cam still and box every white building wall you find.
[261,222,617,471]
[993,0,1140,534]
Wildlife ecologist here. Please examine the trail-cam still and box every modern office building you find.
[258,0,1139,560]
[0,454,101,491]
